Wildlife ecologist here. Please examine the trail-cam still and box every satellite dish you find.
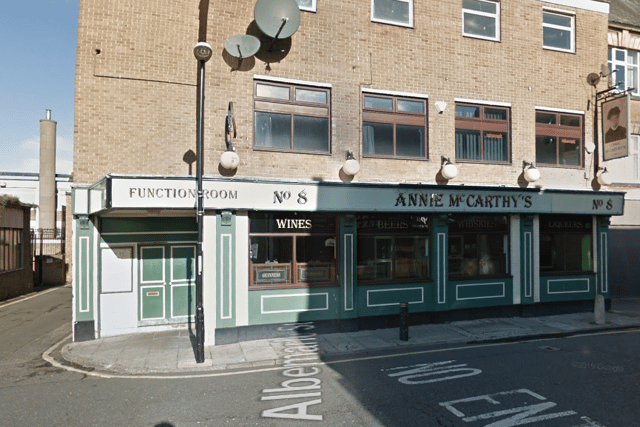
[587,73,601,87]
[224,35,261,59]
[254,0,301,39]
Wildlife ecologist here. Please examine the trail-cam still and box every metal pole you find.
[195,58,205,364]
[399,302,409,341]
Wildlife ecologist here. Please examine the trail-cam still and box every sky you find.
[0,1,78,176]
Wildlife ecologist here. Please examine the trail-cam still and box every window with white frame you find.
[542,10,575,53]
[371,0,413,27]
[462,0,500,41]
[609,47,639,95]
[295,0,316,13]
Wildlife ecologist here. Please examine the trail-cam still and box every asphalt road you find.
[0,288,637,426]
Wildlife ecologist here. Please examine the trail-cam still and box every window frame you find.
[535,109,584,167]
[253,80,331,154]
[609,47,639,96]
[249,213,338,289]
[448,215,510,280]
[371,0,414,28]
[362,93,428,160]
[295,0,317,13]
[542,9,575,53]
[454,102,511,163]
[356,214,431,284]
[462,0,500,42]
[539,216,593,275]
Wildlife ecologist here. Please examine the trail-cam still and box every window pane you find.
[364,96,393,110]
[296,88,327,104]
[484,132,508,161]
[559,138,580,165]
[397,99,424,113]
[628,51,638,64]
[456,105,480,118]
[296,236,335,283]
[293,116,329,151]
[256,83,290,100]
[464,13,496,38]
[255,112,291,149]
[373,0,410,24]
[560,115,580,126]
[536,136,557,164]
[396,125,424,157]
[616,65,626,91]
[543,12,571,27]
[544,27,571,50]
[484,108,507,120]
[616,50,625,61]
[565,234,592,272]
[250,236,293,284]
[363,122,394,155]
[628,66,638,92]
[463,0,496,14]
[536,112,556,124]
[395,237,429,279]
[456,129,482,160]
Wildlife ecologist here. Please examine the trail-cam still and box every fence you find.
[31,228,65,257]
[31,228,66,286]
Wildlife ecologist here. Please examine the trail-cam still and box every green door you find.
[139,244,196,324]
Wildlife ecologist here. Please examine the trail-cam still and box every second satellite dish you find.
[254,0,301,39]
[224,35,261,59]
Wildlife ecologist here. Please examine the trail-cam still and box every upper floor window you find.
[462,0,500,41]
[296,0,316,13]
[609,47,639,95]
[371,0,413,27]
[362,93,427,159]
[254,81,330,153]
[535,110,583,167]
[543,10,575,53]
[455,103,509,162]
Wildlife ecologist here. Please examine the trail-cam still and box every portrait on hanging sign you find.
[603,94,630,160]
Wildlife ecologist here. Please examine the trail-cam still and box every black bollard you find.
[399,302,409,341]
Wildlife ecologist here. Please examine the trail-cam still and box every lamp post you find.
[194,41,212,363]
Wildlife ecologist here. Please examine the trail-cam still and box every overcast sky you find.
[0,1,77,175]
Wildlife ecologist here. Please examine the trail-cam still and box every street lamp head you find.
[194,42,213,62]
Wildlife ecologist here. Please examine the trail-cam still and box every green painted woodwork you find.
[171,246,195,282]
[171,284,195,317]
[520,215,534,304]
[138,244,196,324]
[448,278,513,310]
[141,285,165,320]
[216,212,237,328]
[75,216,95,322]
[141,247,164,283]
[247,287,340,325]
[261,292,329,313]
[539,275,596,302]
[432,215,449,311]
[101,217,196,233]
[357,284,429,317]
[102,233,197,244]
[597,217,610,295]
[339,215,358,318]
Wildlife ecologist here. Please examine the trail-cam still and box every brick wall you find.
[75,0,610,189]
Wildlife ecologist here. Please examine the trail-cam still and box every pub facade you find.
[71,176,623,343]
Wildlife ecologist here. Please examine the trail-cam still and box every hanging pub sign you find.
[603,94,630,161]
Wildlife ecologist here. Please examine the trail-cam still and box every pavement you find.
[59,298,640,375]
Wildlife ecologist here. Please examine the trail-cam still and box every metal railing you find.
[31,228,65,258]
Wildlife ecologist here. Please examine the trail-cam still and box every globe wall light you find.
[441,156,458,180]
[523,161,541,183]
[343,151,360,176]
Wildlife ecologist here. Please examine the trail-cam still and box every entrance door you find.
[139,244,196,324]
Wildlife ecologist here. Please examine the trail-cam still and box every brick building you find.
[71,0,624,343]
[604,0,640,297]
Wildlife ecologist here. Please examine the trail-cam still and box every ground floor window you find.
[448,215,509,278]
[250,213,336,288]
[540,215,592,274]
[356,214,430,283]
